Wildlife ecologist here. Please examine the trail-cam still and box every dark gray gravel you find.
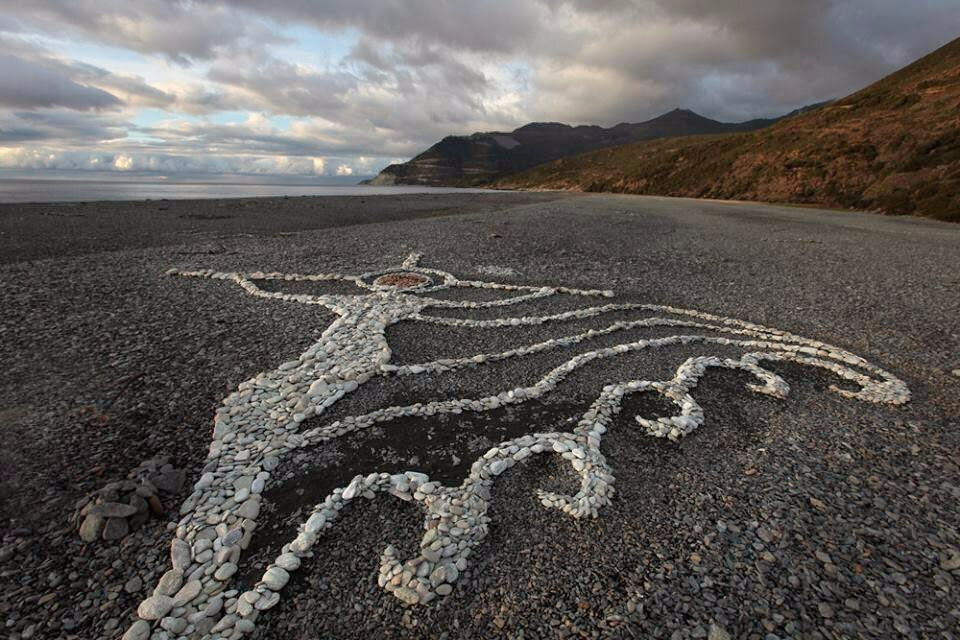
[0,192,958,640]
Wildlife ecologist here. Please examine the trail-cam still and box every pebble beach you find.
[1,192,958,639]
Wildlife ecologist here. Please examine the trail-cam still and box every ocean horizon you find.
[0,176,495,204]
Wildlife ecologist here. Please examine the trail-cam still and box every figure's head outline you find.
[167,252,615,313]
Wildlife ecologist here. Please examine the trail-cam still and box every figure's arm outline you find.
[167,268,360,312]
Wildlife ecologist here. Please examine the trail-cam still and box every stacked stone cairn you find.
[74,457,185,543]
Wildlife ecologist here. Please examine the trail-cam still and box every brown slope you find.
[495,37,960,222]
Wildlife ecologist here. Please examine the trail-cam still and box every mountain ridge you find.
[366,106,817,186]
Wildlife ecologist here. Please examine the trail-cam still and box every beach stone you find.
[196,618,217,636]
[262,566,289,590]
[155,569,183,596]
[137,594,175,620]
[124,575,143,594]
[171,539,191,571]
[98,501,138,518]
[150,468,186,494]
[394,587,420,605]
[308,379,329,395]
[236,619,256,633]
[275,553,301,571]
[237,598,254,616]
[342,477,362,500]
[128,493,149,514]
[223,527,243,547]
[78,514,104,542]
[160,616,188,634]
[121,620,150,640]
[708,624,731,640]
[255,590,280,610]
[940,548,960,571]
[236,498,260,519]
[147,494,165,514]
[102,517,129,540]
[305,512,326,533]
[204,596,224,617]
[173,579,202,606]
[215,562,238,580]
[195,472,215,490]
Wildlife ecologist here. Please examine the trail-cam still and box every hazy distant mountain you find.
[366,107,818,186]
[496,37,960,222]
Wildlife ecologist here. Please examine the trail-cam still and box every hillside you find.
[495,37,960,222]
[367,108,798,186]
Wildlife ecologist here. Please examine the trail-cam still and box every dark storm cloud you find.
[213,0,545,54]
[205,1,958,123]
[0,53,121,110]
[519,0,960,123]
[0,109,128,143]
[4,0,958,120]
[1,0,957,175]
[0,37,175,111]
[0,0,282,65]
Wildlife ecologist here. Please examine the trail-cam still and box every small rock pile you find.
[73,457,185,543]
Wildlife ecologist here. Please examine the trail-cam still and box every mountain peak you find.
[370,106,798,186]
[513,122,573,134]
[655,107,711,120]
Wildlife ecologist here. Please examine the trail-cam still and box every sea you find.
[0,177,494,204]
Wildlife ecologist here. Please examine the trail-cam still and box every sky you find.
[0,1,956,180]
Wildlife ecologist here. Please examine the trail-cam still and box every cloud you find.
[217,0,547,54]
[0,36,176,112]
[0,0,958,178]
[206,58,357,116]
[0,109,128,143]
[1,0,283,65]
[0,145,378,177]
[0,53,121,110]
[508,0,960,123]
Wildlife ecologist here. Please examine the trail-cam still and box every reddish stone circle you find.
[373,272,430,288]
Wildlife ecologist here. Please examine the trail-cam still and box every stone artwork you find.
[125,254,910,640]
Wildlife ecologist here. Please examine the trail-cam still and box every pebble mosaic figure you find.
[125,254,910,640]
